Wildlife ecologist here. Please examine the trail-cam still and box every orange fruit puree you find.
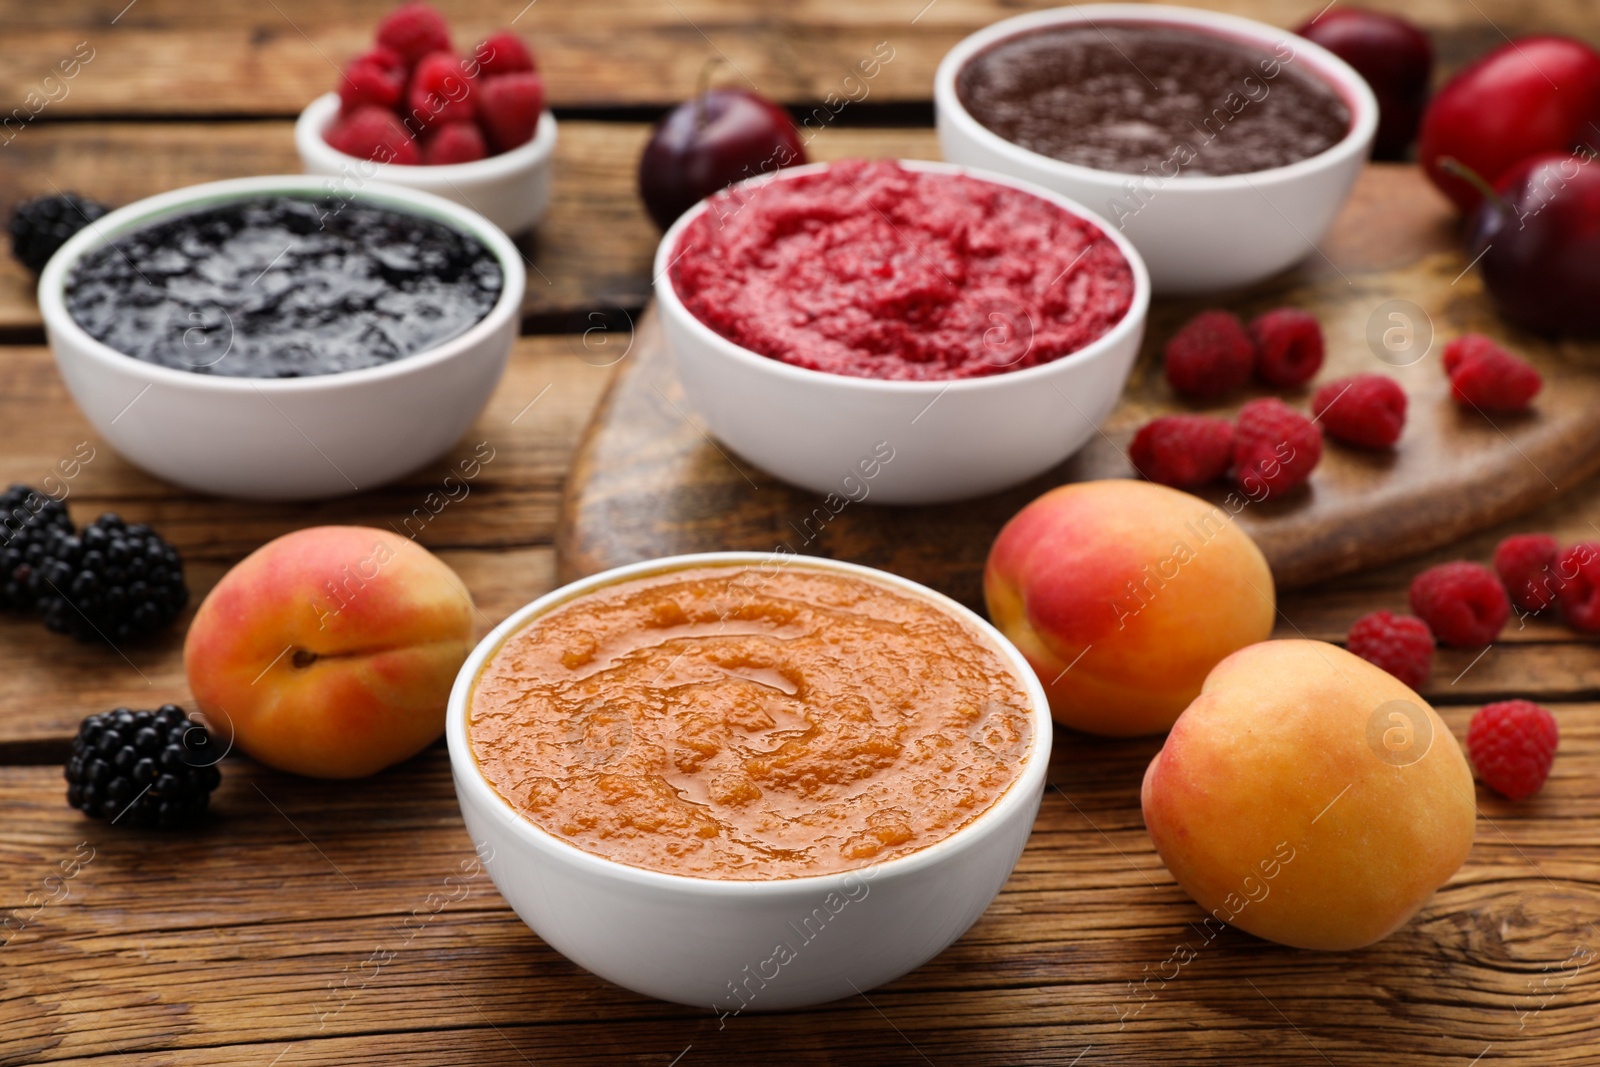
[469,562,1033,879]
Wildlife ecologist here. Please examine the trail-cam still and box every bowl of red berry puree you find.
[654,159,1149,504]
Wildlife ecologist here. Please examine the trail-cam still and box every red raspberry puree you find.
[669,160,1134,381]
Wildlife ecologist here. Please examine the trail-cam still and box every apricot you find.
[1141,640,1476,950]
[984,479,1275,736]
[184,526,474,778]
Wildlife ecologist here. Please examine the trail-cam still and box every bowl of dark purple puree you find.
[935,4,1377,294]
[37,175,524,500]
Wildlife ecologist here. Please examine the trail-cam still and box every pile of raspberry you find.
[1134,307,1333,497]
[1133,309,1544,496]
[1130,399,1322,500]
[1341,530,1594,801]
[1344,608,1561,799]
[323,2,545,166]
[1346,531,1599,668]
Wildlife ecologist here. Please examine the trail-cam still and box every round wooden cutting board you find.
[557,164,1600,607]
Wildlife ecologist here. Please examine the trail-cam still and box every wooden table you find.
[3,3,1598,1064]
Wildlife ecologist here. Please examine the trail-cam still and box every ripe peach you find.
[184,526,474,778]
[1142,640,1476,950]
[984,479,1275,736]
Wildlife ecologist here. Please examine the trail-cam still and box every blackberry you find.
[0,484,73,611]
[8,193,110,275]
[65,704,222,829]
[32,512,188,643]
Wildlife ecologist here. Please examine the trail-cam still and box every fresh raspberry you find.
[406,52,477,130]
[1345,611,1434,691]
[478,72,545,152]
[375,2,452,66]
[351,46,405,75]
[337,58,404,115]
[1312,373,1407,448]
[1494,533,1562,614]
[1555,541,1600,633]
[1442,332,1492,375]
[1443,334,1542,413]
[1409,561,1510,647]
[324,106,421,165]
[474,30,536,77]
[1467,700,1559,800]
[1128,415,1234,489]
[1163,310,1254,400]
[1232,398,1322,499]
[424,121,487,165]
[1249,307,1324,388]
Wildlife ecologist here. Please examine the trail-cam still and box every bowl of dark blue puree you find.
[38,176,526,500]
[64,195,503,379]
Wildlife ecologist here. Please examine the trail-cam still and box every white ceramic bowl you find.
[296,92,557,235]
[653,160,1150,505]
[38,175,525,501]
[936,4,1378,295]
[447,552,1052,1010]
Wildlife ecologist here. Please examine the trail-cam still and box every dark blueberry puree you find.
[65,195,502,378]
[957,23,1351,177]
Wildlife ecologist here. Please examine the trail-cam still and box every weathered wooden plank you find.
[0,339,610,548]
[1,701,1597,1065]
[0,0,1590,117]
[2,331,1599,749]
[3,3,1599,1063]
[0,122,940,332]
[0,337,612,746]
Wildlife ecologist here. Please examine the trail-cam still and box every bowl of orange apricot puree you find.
[446,551,1052,1009]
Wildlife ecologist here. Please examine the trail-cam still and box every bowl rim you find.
[933,2,1380,192]
[36,174,527,394]
[295,91,558,185]
[445,551,1055,898]
[652,157,1152,395]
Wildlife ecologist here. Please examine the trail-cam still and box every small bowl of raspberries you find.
[294,1,556,236]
